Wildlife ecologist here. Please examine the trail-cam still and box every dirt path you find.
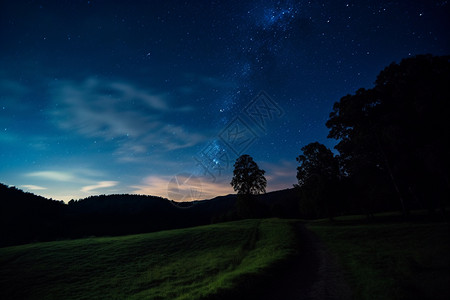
[259,223,352,300]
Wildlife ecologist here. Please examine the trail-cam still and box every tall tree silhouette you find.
[231,154,267,218]
[231,154,267,195]
[326,54,450,216]
[295,142,340,219]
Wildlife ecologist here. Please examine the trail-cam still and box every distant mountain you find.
[0,182,300,247]
[0,183,66,246]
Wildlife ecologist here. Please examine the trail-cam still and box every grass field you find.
[308,214,450,299]
[0,218,298,300]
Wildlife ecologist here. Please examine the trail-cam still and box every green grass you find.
[0,218,298,300]
[308,217,450,299]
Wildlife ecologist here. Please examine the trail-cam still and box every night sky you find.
[1,0,448,202]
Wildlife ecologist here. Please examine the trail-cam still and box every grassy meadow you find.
[0,218,298,300]
[308,213,450,299]
[2,211,449,299]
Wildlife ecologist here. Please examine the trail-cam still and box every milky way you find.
[0,0,448,201]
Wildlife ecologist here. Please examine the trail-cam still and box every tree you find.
[325,88,397,217]
[230,154,267,195]
[296,142,339,186]
[326,55,450,217]
[230,154,267,218]
[295,142,340,219]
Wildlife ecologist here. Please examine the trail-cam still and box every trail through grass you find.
[308,217,450,299]
[0,219,298,300]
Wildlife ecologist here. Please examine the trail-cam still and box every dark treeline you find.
[0,183,300,247]
[0,184,66,246]
[0,183,225,247]
[295,54,450,220]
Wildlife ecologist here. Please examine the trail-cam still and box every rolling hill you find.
[0,218,299,300]
[0,183,300,247]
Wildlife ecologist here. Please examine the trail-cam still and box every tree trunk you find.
[374,133,408,217]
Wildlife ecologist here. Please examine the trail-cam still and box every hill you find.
[0,219,299,300]
[0,183,300,247]
[0,184,66,246]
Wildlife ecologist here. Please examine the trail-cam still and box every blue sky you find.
[0,0,448,201]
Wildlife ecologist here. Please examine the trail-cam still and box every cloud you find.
[108,81,169,111]
[25,168,117,190]
[51,78,159,139]
[131,174,233,201]
[22,168,119,201]
[50,77,206,160]
[260,160,297,191]
[26,171,76,182]
[131,176,170,198]
[198,179,234,200]
[114,123,205,162]
[81,181,119,192]
[157,124,206,150]
[22,185,47,190]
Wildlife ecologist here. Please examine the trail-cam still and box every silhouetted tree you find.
[231,154,267,195]
[295,142,340,219]
[231,154,267,218]
[326,54,450,217]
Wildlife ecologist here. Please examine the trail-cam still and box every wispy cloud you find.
[24,168,120,200]
[50,77,205,160]
[81,181,119,192]
[131,176,170,198]
[130,160,295,201]
[108,81,169,111]
[261,160,297,191]
[131,174,233,201]
[22,185,47,190]
[26,171,77,182]
[199,179,234,200]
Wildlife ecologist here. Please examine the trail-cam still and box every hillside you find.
[0,183,300,247]
[0,184,66,246]
[0,219,299,300]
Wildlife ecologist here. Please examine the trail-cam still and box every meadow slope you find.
[0,219,298,300]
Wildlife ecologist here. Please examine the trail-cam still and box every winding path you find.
[260,223,352,300]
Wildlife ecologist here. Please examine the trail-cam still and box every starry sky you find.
[0,0,448,202]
